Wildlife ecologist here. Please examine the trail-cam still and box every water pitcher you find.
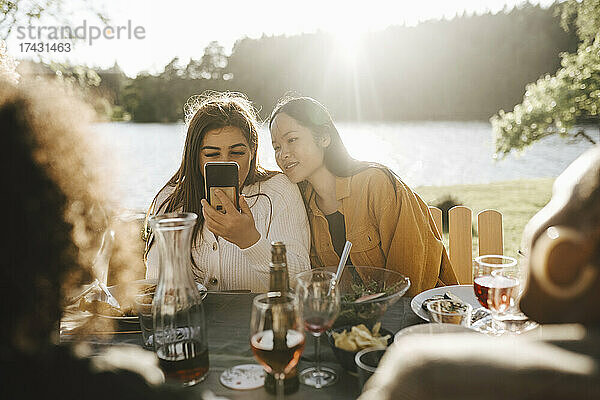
[149,212,208,386]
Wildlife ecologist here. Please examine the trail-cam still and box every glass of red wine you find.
[293,270,340,388]
[473,255,535,334]
[250,292,305,400]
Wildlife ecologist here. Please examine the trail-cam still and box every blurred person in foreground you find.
[0,78,204,399]
[359,146,600,399]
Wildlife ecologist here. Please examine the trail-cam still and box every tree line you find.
[22,2,580,123]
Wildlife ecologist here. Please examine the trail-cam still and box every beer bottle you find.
[264,242,300,394]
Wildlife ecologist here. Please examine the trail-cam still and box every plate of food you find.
[74,279,207,322]
[411,284,484,322]
[76,283,140,323]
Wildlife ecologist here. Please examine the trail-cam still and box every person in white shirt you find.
[144,92,310,292]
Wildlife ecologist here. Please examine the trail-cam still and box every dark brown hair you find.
[268,95,398,194]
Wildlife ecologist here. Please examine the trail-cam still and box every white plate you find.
[94,279,208,321]
[411,284,482,322]
[118,279,208,301]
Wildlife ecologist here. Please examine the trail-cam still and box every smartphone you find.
[204,161,240,213]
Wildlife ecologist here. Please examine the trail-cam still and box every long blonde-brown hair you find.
[144,91,276,261]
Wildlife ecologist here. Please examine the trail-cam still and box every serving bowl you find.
[307,266,410,329]
[355,347,387,390]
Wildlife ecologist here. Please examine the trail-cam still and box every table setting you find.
[61,290,419,398]
[60,223,539,400]
[410,254,539,335]
[60,264,419,399]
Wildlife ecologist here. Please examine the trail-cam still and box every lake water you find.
[92,121,596,211]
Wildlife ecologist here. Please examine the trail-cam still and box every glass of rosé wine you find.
[293,270,340,388]
[251,292,305,400]
[472,255,536,334]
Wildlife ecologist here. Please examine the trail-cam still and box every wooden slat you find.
[449,206,473,284]
[428,206,443,238]
[477,209,503,257]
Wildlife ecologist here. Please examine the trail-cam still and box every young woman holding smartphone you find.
[269,96,457,295]
[145,92,310,292]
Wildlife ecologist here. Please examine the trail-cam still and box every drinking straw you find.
[335,241,352,283]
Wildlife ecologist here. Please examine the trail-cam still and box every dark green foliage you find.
[492,0,600,157]
[432,195,463,233]
[15,3,583,124]
[127,3,577,123]
[1,0,107,39]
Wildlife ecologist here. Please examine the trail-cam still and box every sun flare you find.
[332,29,362,65]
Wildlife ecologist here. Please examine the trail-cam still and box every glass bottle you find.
[264,242,300,394]
[149,212,209,387]
[269,242,290,293]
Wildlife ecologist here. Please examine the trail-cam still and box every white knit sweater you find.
[146,173,310,292]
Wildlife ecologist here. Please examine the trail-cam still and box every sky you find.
[5,0,557,77]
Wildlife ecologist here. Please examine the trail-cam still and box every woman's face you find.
[270,113,326,184]
[199,126,252,186]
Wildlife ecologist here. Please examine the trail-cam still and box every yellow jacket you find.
[305,167,458,296]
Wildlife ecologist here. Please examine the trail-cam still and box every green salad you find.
[335,279,404,328]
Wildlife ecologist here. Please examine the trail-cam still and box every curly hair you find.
[0,78,138,353]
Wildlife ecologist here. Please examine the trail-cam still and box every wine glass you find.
[294,270,340,388]
[250,292,305,400]
[472,255,536,334]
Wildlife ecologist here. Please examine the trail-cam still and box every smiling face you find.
[199,125,252,186]
[270,113,329,184]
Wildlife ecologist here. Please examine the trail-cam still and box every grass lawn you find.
[415,178,555,260]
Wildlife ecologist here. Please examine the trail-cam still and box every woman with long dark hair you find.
[269,96,457,295]
[145,92,310,292]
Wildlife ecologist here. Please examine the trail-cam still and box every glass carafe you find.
[149,212,209,386]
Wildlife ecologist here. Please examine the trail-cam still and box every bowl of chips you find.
[309,266,410,329]
[326,322,393,372]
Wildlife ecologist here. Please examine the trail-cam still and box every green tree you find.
[491,0,600,157]
[183,42,228,80]
[0,39,19,83]
[97,62,129,104]
[1,0,106,39]
[199,41,228,80]
[114,3,579,123]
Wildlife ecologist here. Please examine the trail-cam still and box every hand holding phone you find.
[201,163,260,248]
[204,161,240,213]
